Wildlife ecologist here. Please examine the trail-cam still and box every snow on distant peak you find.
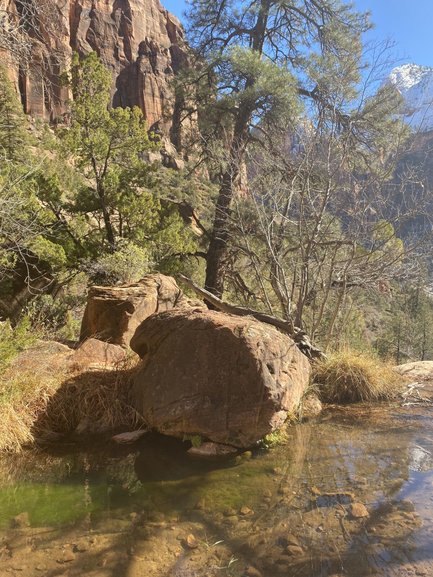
[389,64,433,91]
[389,63,433,132]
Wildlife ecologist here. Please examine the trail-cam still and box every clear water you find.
[1,403,433,577]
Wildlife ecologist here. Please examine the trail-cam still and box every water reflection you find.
[0,403,433,576]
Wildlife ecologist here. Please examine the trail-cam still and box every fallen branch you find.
[179,275,325,360]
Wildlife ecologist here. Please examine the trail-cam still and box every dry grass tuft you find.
[0,355,144,453]
[0,370,62,453]
[37,366,144,438]
[313,349,405,404]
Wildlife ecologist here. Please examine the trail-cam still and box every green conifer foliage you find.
[63,52,159,253]
[0,66,31,162]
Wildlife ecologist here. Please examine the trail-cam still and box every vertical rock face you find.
[1,0,190,143]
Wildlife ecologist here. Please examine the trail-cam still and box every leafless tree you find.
[225,46,433,349]
[0,0,61,61]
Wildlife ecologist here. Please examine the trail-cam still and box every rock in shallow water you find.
[187,442,238,458]
[350,502,369,518]
[130,309,310,448]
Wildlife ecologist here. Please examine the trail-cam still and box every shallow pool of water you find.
[1,402,433,577]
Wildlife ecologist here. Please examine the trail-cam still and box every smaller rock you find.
[350,503,369,518]
[112,430,147,444]
[148,512,165,523]
[0,543,12,560]
[57,548,76,563]
[73,541,88,553]
[286,545,304,556]
[194,499,206,510]
[278,486,292,496]
[245,567,263,577]
[286,534,301,547]
[188,442,238,458]
[184,534,199,549]
[240,506,254,516]
[10,512,30,529]
[70,338,127,371]
[74,417,107,436]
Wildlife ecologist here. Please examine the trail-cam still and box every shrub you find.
[313,349,405,403]
[0,369,63,452]
[0,317,39,372]
[87,242,150,285]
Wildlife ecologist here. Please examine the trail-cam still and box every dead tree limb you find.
[179,275,325,360]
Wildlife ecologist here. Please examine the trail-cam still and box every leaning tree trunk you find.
[180,275,325,360]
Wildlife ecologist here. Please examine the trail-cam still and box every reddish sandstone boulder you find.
[130,309,311,448]
[70,338,127,371]
[80,274,191,347]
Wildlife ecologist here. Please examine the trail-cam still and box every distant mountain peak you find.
[389,63,433,132]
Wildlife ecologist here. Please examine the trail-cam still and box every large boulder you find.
[130,309,311,448]
[395,361,433,380]
[80,274,190,347]
[9,341,74,375]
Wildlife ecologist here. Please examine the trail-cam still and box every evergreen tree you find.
[62,52,198,280]
[185,0,373,299]
[63,52,159,253]
[0,66,31,162]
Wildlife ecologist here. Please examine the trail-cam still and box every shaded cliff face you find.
[1,0,189,146]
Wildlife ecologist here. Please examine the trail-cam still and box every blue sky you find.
[164,0,433,68]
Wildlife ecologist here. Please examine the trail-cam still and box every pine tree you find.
[0,66,31,161]
[63,52,159,253]
[185,0,403,302]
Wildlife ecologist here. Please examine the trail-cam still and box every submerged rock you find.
[112,430,148,444]
[187,442,238,458]
[130,309,310,448]
[184,534,199,549]
[300,393,323,420]
[349,502,369,519]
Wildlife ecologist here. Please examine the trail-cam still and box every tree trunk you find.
[97,185,116,252]
[204,0,270,299]
[204,106,251,298]
[181,275,325,360]
[204,172,237,298]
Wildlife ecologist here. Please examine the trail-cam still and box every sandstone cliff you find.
[0,0,190,147]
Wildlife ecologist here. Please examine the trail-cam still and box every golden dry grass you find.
[37,366,144,437]
[313,349,405,404]
[0,356,144,453]
[0,370,62,453]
